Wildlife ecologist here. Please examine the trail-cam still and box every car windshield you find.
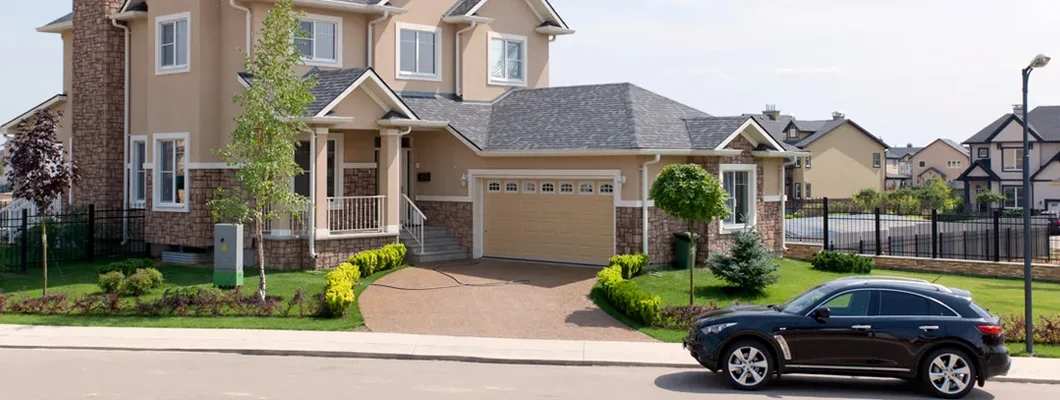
[778,284,833,314]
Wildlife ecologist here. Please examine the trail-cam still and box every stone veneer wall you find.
[262,235,397,270]
[71,0,126,209]
[784,242,1060,282]
[418,201,473,250]
[144,169,238,248]
[343,168,377,197]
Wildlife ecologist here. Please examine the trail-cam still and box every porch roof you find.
[958,159,999,181]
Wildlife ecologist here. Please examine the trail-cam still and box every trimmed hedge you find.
[323,268,355,318]
[609,253,650,279]
[596,264,661,326]
[322,243,406,318]
[811,250,874,274]
[97,258,154,276]
[347,243,407,277]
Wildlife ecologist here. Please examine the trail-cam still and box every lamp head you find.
[1029,54,1051,70]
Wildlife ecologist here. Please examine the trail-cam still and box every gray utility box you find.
[214,224,244,287]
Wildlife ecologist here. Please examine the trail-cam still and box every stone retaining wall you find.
[262,235,397,270]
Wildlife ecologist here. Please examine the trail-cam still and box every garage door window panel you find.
[487,181,501,193]
[541,182,555,194]
[559,182,575,195]
[579,182,594,195]
[599,182,614,195]
[523,181,537,193]
[505,181,519,193]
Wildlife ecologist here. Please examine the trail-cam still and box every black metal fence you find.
[0,206,146,272]
[786,198,1054,264]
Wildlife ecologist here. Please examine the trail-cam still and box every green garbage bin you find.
[673,232,700,269]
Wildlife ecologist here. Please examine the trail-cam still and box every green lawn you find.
[0,259,403,331]
[595,258,1060,356]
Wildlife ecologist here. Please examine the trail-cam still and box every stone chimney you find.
[1013,104,1024,115]
[72,0,126,208]
[832,111,846,120]
[763,104,781,121]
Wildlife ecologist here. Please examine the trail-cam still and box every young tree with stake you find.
[3,109,80,296]
[208,0,315,302]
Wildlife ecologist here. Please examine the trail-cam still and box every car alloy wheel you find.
[727,345,770,389]
[924,350,975,398]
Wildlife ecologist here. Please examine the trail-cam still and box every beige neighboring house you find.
[885,144,920,190]
[910,139,969,188]
[751,106,889,200]
[1,0,803,268]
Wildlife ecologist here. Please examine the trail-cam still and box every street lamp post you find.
[1022,53,1050,355]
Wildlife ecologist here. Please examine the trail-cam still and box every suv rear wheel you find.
[921,348,977,399]
[721,340,774,391]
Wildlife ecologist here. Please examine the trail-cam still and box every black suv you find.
[682,276,1010,399]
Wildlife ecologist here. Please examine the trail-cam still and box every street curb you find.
[3,344,1057,384]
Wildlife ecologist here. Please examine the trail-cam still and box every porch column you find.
[314,127,330,237]
[379,128,402,233]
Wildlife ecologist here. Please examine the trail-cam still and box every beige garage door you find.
[483,180,615,265]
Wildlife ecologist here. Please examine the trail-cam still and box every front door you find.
[791,289,876,367]
[870,290,952,371]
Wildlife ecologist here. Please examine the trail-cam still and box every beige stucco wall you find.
[143,0,203,164]
[988,120,1040,181]
[129,19,149,137]
[459,0,550,101]
[800,123,886,198]
[911,140,968,185]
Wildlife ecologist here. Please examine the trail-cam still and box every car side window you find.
[878,291,956,317]
[822,291,872,317]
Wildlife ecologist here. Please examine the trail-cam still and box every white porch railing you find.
[1,197,62,244]
[327,196,386,234]
[401,194,426,253]
[262,204,311,237]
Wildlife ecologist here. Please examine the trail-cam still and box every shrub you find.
[1001,208,1024,218]
[97,258,154,276]
[596,265,661,326]
[707,230,779,293]
[811,250,874,274]
[124,270,156,296]
[657,303,721,329]
[322,267,356,318]
[609,253,650,279]
[335,263,361,287]
[98,271,125,294]
[138,267,164,288]
[348,243,407,277]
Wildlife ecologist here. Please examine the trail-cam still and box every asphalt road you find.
[0,349,1051,400]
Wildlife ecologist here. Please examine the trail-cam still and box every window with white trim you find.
[505,182,519,193]
[487,181,501,193]
[946,160,962,169]
[397,23,440,80]
[918,160,927,168]
[157,13,190,74]
[805,156,812,168]
[296,17,340,67]
[523,181,537,193]
[873,153,882,168]
[541,182,555,194]
[489,32,527,86]
[559,182,574,194]
[599,183,614,195]
[131,139,146,207]
[579,182,594,195]
[1003,148,1024,171]
[787,127,798,139]
[154,134,188,211]
[794,182,802,200]
[721,165,756,229]
[794,157,801,168]
[977,148,989,159]
[1002,185,1023,209]
[805,183,812,199]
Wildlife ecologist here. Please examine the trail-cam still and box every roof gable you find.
[445,0,569,29]
[958,159,999,181]
[794,119,889,149]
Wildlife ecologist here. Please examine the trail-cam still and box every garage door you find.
[483,179,615,265]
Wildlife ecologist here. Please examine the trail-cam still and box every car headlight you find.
[700,322,737,334]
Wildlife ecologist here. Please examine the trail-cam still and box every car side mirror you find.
[813,307,831,320]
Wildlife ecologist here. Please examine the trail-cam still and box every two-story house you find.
[1,0,803,268]
[959,105,1060,212]
[751,106,890,200]
[910,138,969,188]
[885,144,920,190]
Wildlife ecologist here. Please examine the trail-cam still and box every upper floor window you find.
[977,147,989,159]
[793,156,801,168]
[805,156,812,168]
[489,32,527,86]
[918,160,927,168]
[946,160,962,169]
[1003,148,1024,172]
[787,127,798,139]
[157,13,190,75]
[887,159,897,168]
[296,16,341,67]
[397,23,441,81]
[873,153,882,168]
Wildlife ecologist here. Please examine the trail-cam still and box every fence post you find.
[993,210,1001,262]
[87,204,96,262]
[963,230,968,260]
[887,236,892,255]
[931,209,938,259]
[858,240,864,254]
[875,207,882,256]
[914,234,919,257]
[20,209,28,273]
[1006,227,1012,262]
[822,197,830,251]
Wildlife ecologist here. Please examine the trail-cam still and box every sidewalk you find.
[0,324,1056,384]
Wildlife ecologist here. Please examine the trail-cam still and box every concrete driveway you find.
[359,260,655,342]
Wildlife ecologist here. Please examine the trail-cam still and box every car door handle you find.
[851,325,872,331]
[919,325,940,331]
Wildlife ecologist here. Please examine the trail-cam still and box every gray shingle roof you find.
[446,0,486,16]
[403,95,491,149]
[684,117,750,150]
[44,13,72,27]
[793,120,827,132]
[964,106,1060,144]
[304,68,369,116]
[794,119,889,149]
[887,146,922,159]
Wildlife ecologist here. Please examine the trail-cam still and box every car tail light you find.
[978,325,1003,336]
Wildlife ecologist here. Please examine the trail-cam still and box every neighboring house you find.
[751,106,889,200]
[1,0,802,268]
[909,138,969,188]
[885,144,920,190]
[958,105,1060,212]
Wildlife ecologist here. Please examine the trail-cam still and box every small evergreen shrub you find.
[609,253,650,279]
[595,265,661,326]
[124,270,156,296]
[323,268,354,318]
[98,271,125,294]
[811,250,874,274]
[335,263,361,287]
[707,230,779,293]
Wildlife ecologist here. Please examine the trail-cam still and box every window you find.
[805,183,812,199]
[805,156,811,168]
[947,160,962,169]
[887,159,897,167]
[487,181,501,193]
[794,183,802,200]
[599,183,614,195]
[1003,148,1024,171]
[579,182,594,195]
[918,160,927,168]
[488,32,527,86]
[1002,185,1023,209]
[978,148,989,159]
[787,127,798,139]
[294,140,336,198]
[794,157,801,168]
[157,13,190,75]
[130,139,146,207]
[821,290,872,317]
[154,134,188,211]
[540,182,555,194]
[505,182,519,193]
[878,291,957,317]
[397,23,440,80]
[295,17,340,67]
[721,165,755,229]
[559,182,574,194]
[523,181,537,193]
[873,153,882,168]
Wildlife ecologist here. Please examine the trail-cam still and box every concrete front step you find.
[398,225,471,264]
[403,242,466,254]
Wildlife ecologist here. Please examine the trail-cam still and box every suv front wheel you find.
[921,348,977,399]
[721,340,774,391]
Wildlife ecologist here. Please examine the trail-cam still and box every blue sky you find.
[3,0,1059,147]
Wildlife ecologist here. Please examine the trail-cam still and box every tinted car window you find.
[823,291,872,316]
[879,291,956,316]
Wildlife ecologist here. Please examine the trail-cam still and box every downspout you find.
[367,12,390,68]
[110,17,130,245]
[781,156,796,251]
[455,21,478,98]
[309,133,318,259]
[641,155,662,255]
[229,0,252,57]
